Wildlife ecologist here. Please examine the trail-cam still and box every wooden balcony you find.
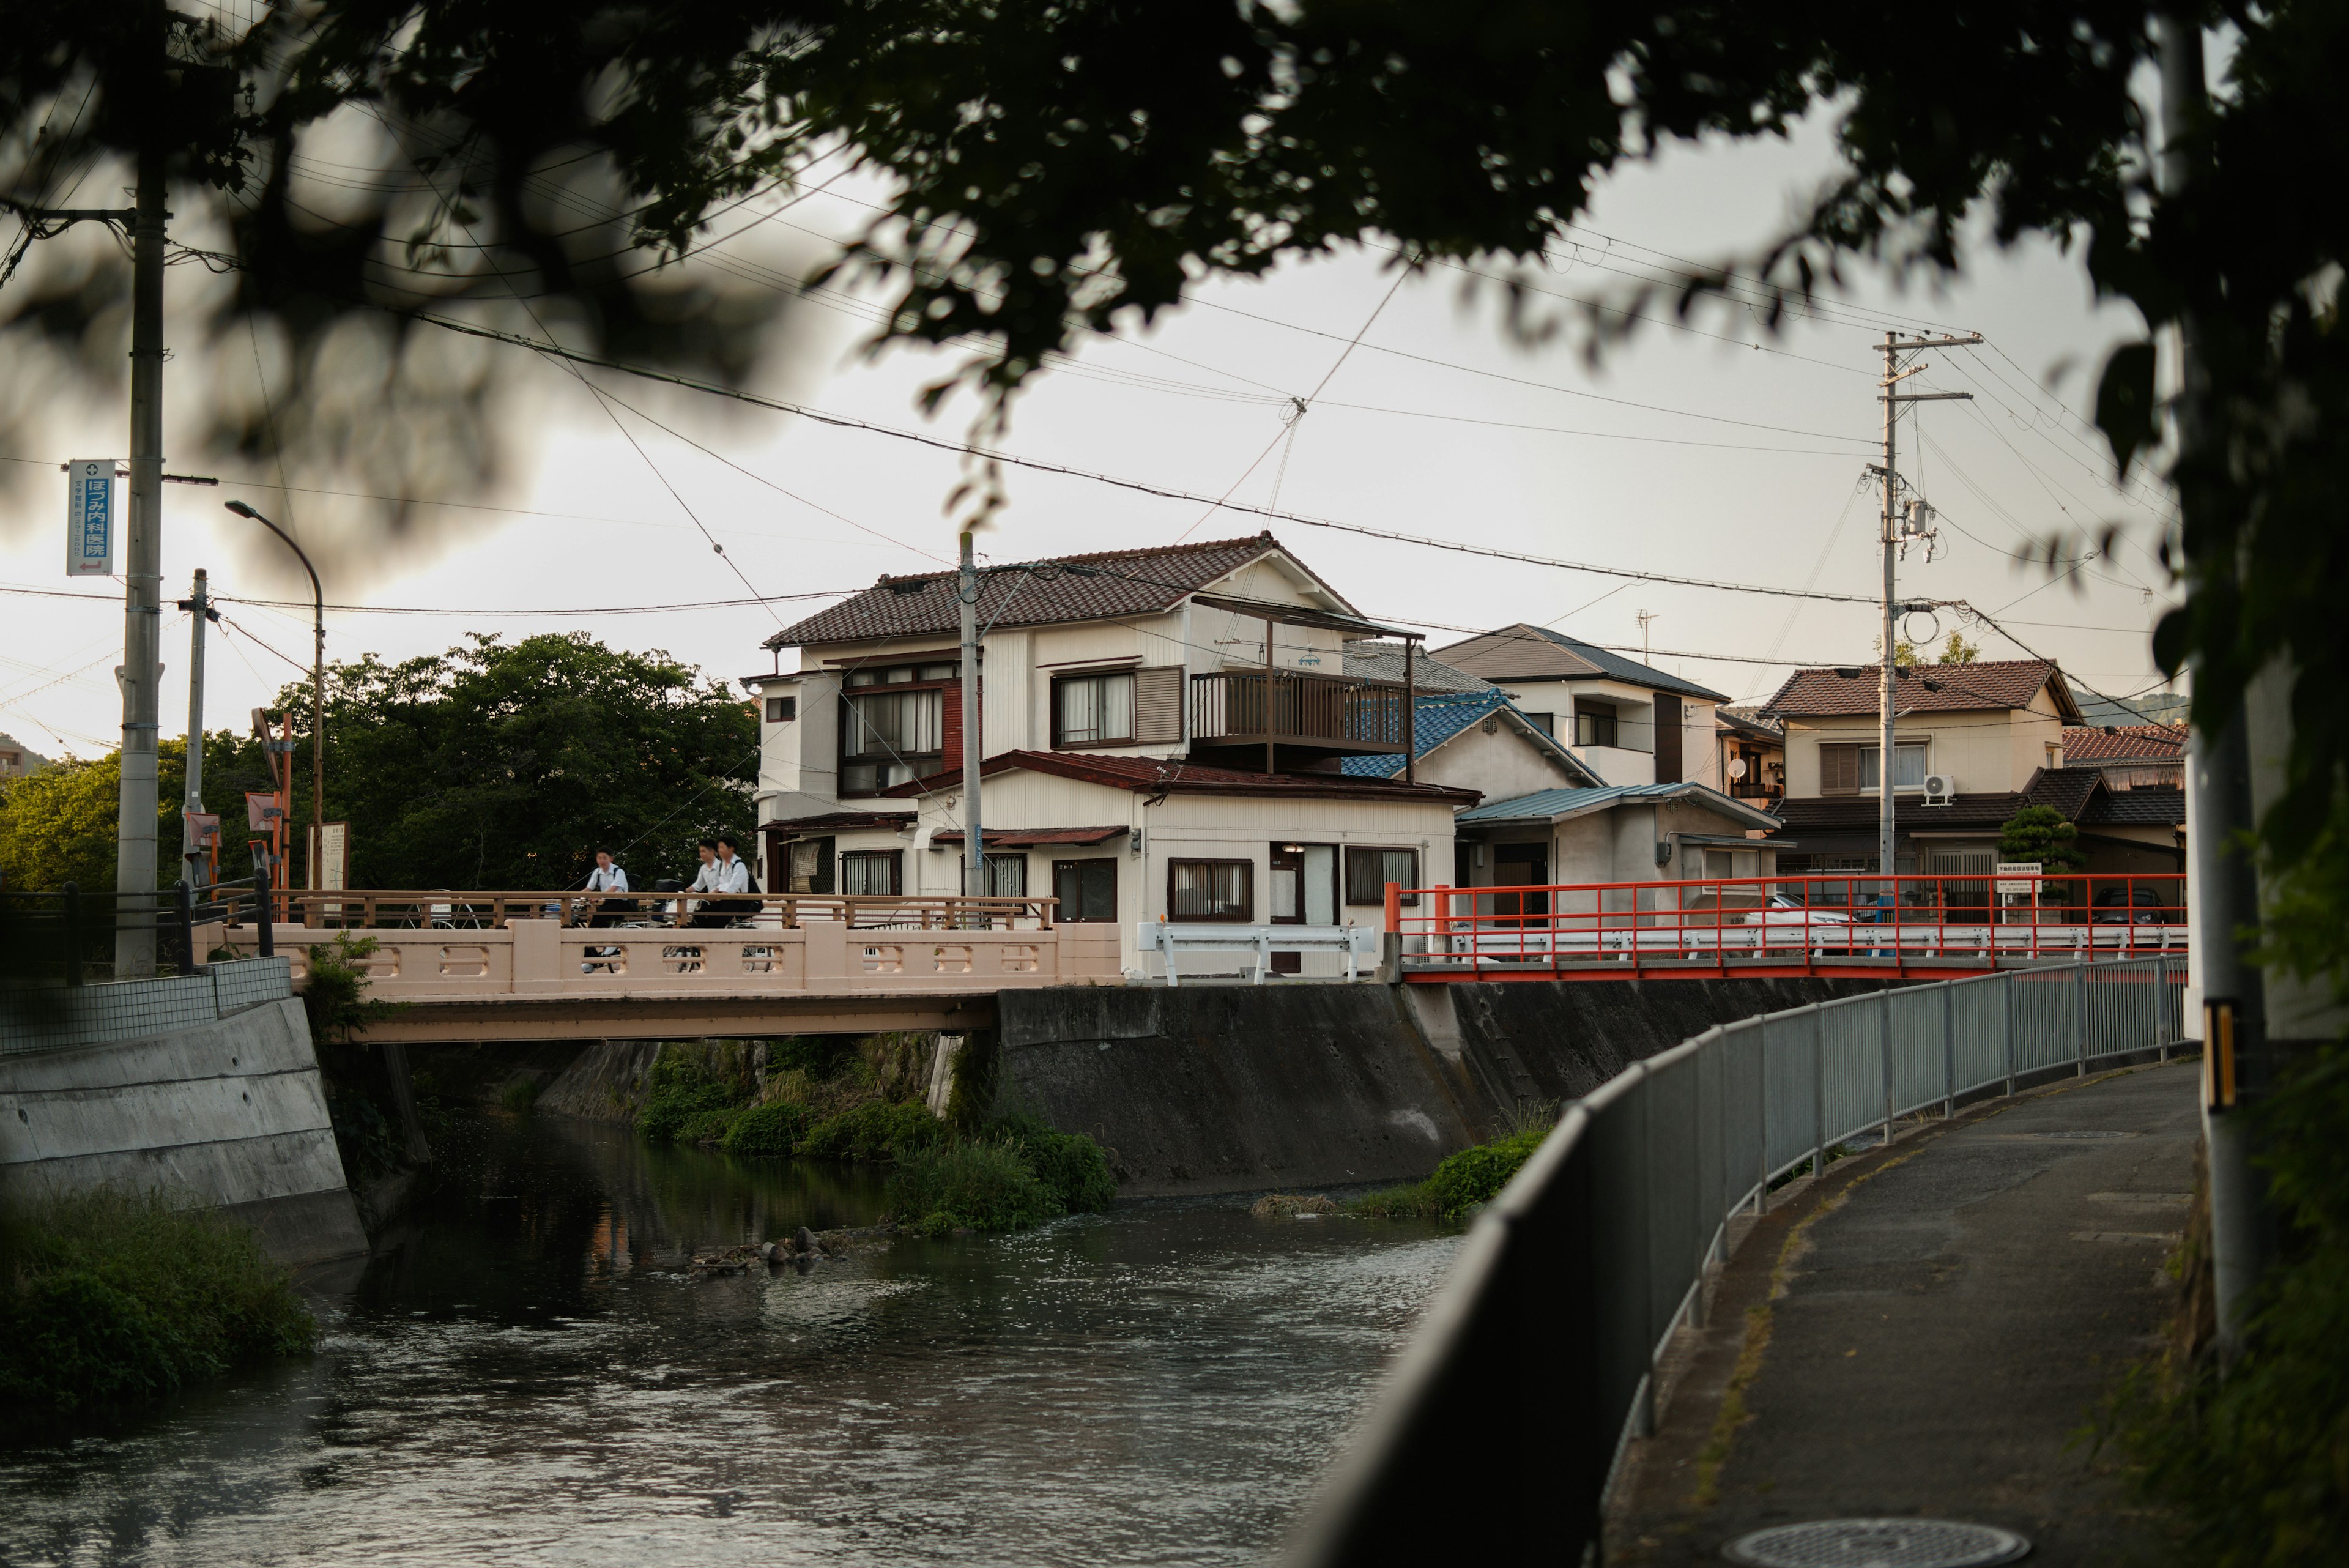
[1189,669,1409,757]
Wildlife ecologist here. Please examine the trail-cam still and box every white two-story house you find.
[1425,624,1729,787]
[744,533,1479,975]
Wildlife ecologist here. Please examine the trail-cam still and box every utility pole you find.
[112,16,170,976]
[2158,9,2267,1361]
[958,529,984,907]
[176,568,219,885]
[1873,332,1979,887]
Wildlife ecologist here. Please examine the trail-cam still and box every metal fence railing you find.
[0,872,274,987]
[0,956,295,1056]
[1285,953,2188,1567]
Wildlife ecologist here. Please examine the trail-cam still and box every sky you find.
[0,112,2182,763]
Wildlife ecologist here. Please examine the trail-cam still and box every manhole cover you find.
[1723,1518,2030,1567]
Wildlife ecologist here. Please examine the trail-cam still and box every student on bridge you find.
[583,850,636,927]
[688,836,759,926]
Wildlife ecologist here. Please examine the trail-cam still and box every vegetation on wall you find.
[0,1189,316,1433]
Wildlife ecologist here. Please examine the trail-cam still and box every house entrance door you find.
[1491,842,1550,923]
[1269,842,1337,975]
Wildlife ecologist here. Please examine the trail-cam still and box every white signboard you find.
[311,822,349,891]
[1995,860,2043,895]
[65,459,118,576]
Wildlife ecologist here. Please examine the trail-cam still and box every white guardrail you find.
[1135,921,1384,984]
[1284,953,2190,1567]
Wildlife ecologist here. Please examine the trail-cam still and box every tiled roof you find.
[763,532,1335,650]
[1759,767,2123,838]
[930,825,1126,847]
[1340,690,1603,786]
[2080,786,2186,827]
[887,749,1481,805]
[757,809,913,834]
[1760,660,2077,719]
[1716,706,1784,745]
[1457,781,1783,830]
[2063,724,2187,762]
[1340,639,1494,693]
[1430,624,1730,702]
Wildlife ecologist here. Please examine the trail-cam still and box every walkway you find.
[1610,1060,2196,1565]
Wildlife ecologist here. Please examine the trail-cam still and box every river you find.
[0,1110,1461,1567]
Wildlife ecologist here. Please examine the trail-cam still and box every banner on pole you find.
[65,459,117,576]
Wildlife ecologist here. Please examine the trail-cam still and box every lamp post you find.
[225,500,325,888]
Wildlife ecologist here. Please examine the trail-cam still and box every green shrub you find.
[1348,1124,1554,1222]
[888,1141,1061,1233]
[722,1100,812,1157]
[993,1116,1117,1213]
[635,1046,752,1143]
[799,1100,944,1162]
[0,1189,316,1430]
[497,1076,540,1115]
[675,1104,748,1146]
[1423,1125,1549,1219]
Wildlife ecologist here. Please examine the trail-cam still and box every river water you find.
[0,1112,1460,1567]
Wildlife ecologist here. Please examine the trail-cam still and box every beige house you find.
[745,533,1476,975]
[1428,624,1728,788]
[1759,659,2184,882]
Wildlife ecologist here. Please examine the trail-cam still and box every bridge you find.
[192,871,2189,1042]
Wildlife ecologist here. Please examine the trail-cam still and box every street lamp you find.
[224,500,325,890]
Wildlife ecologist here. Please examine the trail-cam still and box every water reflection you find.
[0,1112,1458,1567]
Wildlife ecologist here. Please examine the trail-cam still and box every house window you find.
[841,850,903,896]
[841,686,944,795]
[1168,858,1252,921]
[1053,859,1118,922]
[1345,846,1420,906]
[1573,702,1619,748]
[1053,671,1136,747]
[785,836,835,894]
[765,695,797,724]
[979,853,1026,898]
[1522,712,1554,738]
[1858,741,1929,793]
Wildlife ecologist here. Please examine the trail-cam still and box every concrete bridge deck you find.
[1608,1060,2195,1565]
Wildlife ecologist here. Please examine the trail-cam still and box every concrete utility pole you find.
[2158,10,2268,1361]
[958,529,984,904]
[1873,332,1978,885]
[177,568,218,883]
[112,58,171,975]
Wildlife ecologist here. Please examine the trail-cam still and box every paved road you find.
[1611,1061,2197,1566]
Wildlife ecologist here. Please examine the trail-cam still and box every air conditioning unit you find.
[1921,773,1956,805]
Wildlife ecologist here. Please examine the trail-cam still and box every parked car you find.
[2092,884,2178,925]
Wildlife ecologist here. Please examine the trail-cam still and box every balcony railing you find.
[1189,670,1409,754]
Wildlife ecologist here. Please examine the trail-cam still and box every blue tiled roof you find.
[1457,781,1782,828]
[1341,691,1600,786]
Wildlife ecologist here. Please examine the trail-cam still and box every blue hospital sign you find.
[65,459,117,576]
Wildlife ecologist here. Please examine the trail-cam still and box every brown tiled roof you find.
[2063,724,2187,762]
[763,533,1341,650]
[1760,767,2115,838]
[758,809,912,835]
[887,749,1482,806]
[1431,623,1729,701]
[930,825,1126,847]
[1760,659,2079,720]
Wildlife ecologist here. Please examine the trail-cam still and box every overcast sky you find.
[0,113,2181,761]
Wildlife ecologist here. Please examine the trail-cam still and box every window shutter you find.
[1820,744,1859,795]
[1133,664,1184,743]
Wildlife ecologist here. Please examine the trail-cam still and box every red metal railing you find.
[1383,872,2187,980]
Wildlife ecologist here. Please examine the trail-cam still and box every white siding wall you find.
[1781,705,2055,798]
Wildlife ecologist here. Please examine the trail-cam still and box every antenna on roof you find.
[1636,609,1657,663]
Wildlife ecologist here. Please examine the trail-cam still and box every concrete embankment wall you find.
[995,978,1896,1196]
[0,996,368,1266]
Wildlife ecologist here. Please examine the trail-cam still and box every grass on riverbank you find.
[1347,1123,1553,1221]
[0,1189,316,1432]
[888,1117,1118,1235]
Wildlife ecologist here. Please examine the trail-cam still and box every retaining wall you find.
[0,997,367,1267]
[995,978,1898,1195]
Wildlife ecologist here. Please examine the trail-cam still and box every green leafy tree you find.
[1937,633,1981,665]
[1998,804,2086,875]
[269,633,756,890]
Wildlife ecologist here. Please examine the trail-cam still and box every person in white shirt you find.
[691,834,759,926]
[584,850,634,927]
